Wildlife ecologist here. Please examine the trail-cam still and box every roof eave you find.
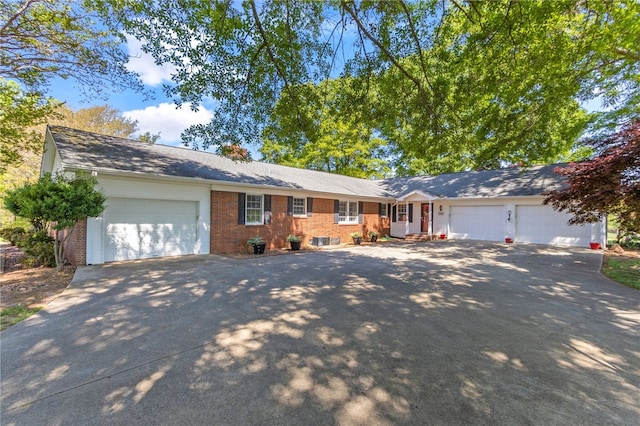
[62,165,394,202]
[442,194,547,201]
[396,189,444,201]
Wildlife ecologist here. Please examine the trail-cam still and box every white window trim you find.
[338,200,358,224]
[380,203,388,217]
[397,203,407,221]
[246,194,264,225]
[293,196,307,217]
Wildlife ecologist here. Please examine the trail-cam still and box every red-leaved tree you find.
[544,120,640,240]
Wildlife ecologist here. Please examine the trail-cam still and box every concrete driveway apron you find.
[1,241,639,425]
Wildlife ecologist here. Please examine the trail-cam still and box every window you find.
[339,200,358,223]
[397,204,407,221]
[293,197,306,216]
[379,203,388,217]
[246,194,263,225]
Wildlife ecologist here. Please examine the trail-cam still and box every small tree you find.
[544,120,640,240]
[4,173,106,270]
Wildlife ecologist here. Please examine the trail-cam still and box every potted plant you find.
[247,236,266,254]
[350,231,363,245]
[505,234,513,243]
[287,234,302,251]
[368,230,379,243]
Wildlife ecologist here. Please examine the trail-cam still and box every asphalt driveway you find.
[1,241,639,425]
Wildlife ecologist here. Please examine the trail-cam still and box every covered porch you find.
[389,190,445,239]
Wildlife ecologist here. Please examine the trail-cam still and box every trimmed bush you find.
[20,230,55,267]
[0,227,27,246]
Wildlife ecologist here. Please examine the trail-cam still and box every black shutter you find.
[387,203,391,218]
[238,193,246,225]
[307,197,313,217]
[264,195,271,224]
[334,200,340,224]
[408,204,414,223]
[392,205,397,222]
[358,201,364,224]
[287,196,293,216]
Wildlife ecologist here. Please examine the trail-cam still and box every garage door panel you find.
[516,205,589,246]
[450,206,504,242]
[106,198,197,215]
[104,198,197,262]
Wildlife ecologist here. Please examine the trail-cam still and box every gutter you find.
[63,166,395,204]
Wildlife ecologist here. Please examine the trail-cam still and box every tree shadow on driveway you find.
[1,242,639,424]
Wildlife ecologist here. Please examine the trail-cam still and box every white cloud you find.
[125,35,175,86]
[123,102,214,145]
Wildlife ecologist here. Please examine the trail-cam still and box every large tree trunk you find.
[53,234,63,271]
[53,228,74,271]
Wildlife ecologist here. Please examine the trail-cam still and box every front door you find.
[421,203,430,233]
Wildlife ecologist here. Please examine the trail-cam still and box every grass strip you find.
[603,257,640,290]
[0,305,43,331]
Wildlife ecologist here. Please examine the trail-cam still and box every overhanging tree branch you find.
[0,0,39,35]
[249,0,307,133]
[340,0,426,95]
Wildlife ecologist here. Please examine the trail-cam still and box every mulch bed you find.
[1,244,24,272]
[1,244,75,309]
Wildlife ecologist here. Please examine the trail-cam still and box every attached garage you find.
[86,193,207,265]
[449,205,505,242]
[515,205,591,247]
[102,198,198,262]
[43,126,608,264]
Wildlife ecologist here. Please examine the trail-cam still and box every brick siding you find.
[210,191,390,254]
[71,191,391,262]
[59,218,87,266]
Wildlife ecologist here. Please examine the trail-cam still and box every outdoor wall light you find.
[507,209,512,222]
[439,205,443,212]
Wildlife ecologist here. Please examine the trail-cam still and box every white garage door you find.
[449,206,505,241]
[515,205,590,246]
[104,198,198,262]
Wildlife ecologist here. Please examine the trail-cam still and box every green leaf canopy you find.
[89,0,639,174]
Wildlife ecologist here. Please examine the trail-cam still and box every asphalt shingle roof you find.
[48,126,391,199]
[380,164,568,199]
[48,126,567,200]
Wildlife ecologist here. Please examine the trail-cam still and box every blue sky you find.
[45,14,361,153]
[48,35,217,149]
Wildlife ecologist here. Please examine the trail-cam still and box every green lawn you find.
[603,256,640,290]
[0,305,43,331]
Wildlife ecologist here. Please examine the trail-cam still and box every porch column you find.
[429,202,433,235]
[404,202,410,235]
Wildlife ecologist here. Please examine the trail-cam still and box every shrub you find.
[0,227,27,246]
[20,230,55,267]
[19,256,38,268]
[620,232,640,250]
[247,236,265,245]
[4,173,105,270]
